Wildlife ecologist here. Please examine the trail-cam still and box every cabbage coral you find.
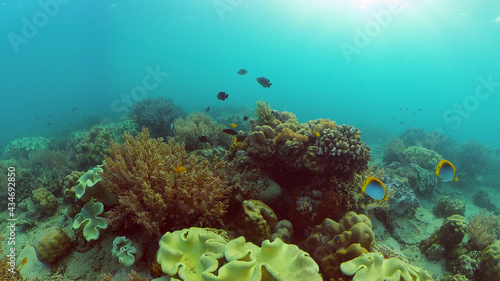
[102,128,232,239]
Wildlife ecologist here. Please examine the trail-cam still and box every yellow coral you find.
[240,200,278,244]
[102,128,232,239]
[341,252,432,281]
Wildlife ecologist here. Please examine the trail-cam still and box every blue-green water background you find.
[1,0,499,154]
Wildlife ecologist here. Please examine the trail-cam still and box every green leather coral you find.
[156,227,227,281]
[205,236,322,281]
[72,201,108,241]
[74,164,117,205]
[340,252,432,281]
[156,227,322,281]
[112,236,144,267]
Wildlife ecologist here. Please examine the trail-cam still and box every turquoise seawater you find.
[1,0,499,150]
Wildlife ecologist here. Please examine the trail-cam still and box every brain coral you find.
[34,227,72,264]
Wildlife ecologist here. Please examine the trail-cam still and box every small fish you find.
[35,116,39,119]
[243,116,248,121]
[354,134,359,139]
[174,166,187,173]
[198,135,208,143]
[392,117,396,120]
[256,77,272,88]
[313,131,320,137]
[399,107,403,111]
[400,122,404,125]
[232,137,237,143]
[412,112,416,115]
[230,123,237,128]
[72,107,76,112]
[405,107,408,111]
[435,159,458,182]
[47,123,52,125]
[48,114,52,117]
[217,92,228,101]
[237,69,247,75]
[222,129,238,135]
[361,176,387,201]
[205,106,210,112]
[21,257,27,267]
[418,108,422,111]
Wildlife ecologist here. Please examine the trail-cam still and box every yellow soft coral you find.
[340,252,432,281]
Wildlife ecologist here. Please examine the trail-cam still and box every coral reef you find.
[466,209,500,251]
[340,252,432,281]
[300,211,375,280]
[72,201,108,241]
[32,187,59,217]
[111,236,144,267]
[173,111,232,151]
[478,240,500,280]
[3,136,50,159]
[34,227,72,264]
[101,128,231,240]
[129,97,184,138]
[420,215,467,257]
[433,197,466,218]
[156,227,322,281]
[239,199,278,245]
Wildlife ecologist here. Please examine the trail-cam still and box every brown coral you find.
[239,199,278,244]
[467,209,500,251]
[32,187,59,217]
[173,112,232,151]
[102,128,232,239]
[34,227,72,264]
[300,211,374,280]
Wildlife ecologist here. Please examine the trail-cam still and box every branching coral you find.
[312,125,371,179]
[130,97,184,138]
[173,112,232,151]
[102,128,232,240]
[254,100,276,127]
[457,140,493,178]
[467,209,500,251]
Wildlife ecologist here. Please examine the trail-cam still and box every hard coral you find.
[478,240,500,280]
[433,197,466,218]
[102,128,232,240]
[130,97,184,138]
[73,125,111,170]
[32,187,59,217]
[300,211,375,280]
[312,125,371,179]
[173,112,232,151]
[34,227,72,264]
[239,199,278,245]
